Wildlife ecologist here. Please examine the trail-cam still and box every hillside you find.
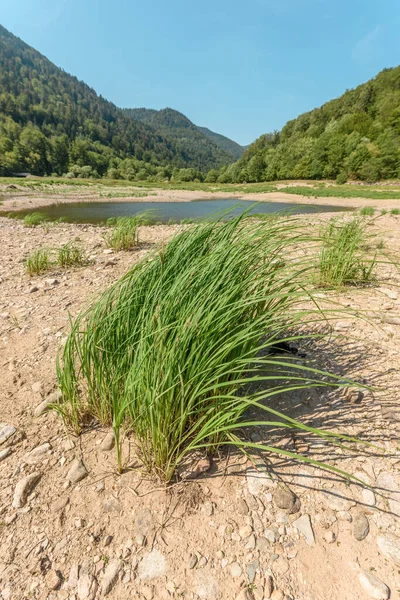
[0,25,234,179]
[226,66,400,183]
[197,126,245,159]
[123,107,238,168]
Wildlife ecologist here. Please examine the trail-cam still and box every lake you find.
[14,199,351,224]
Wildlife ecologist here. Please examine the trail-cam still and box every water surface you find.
[14,199,351,224]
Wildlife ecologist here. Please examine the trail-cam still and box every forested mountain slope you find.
[197,125,245,159]
[0,25,234,178]
[123,107,237,168]
[226,67,400,183]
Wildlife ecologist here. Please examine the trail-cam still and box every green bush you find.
[57,244,85,268]
[23,212,48,227]
[317,218,376,288]
[335,172,348,185]
[56,214,359,482]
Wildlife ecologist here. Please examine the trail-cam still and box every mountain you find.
[123,107,239,168]
[226,66,400,183]
[197,126,245,160]
[0,25,235,178]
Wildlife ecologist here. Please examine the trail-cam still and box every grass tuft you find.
[359,206,375,216]
[57,243,85,268]
[391,208,400,215]
[26,248,51,276]
[23,212,48,227]
[317,218,376,288]
[56,214,364,482]
[105,213,153,250]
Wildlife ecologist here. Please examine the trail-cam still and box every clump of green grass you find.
[105,213,154,250]
[359,206,375,216]
[317,218,376,288]
[391,208,400,215]
[57,244,85,268]
[23,212,48,227]
[26,248,51,276]
[56,214,361,482]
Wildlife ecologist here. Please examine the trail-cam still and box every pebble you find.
[188,554,198,569]
[273,486,300,514]
[66,459,88,484]
[324,531,336,544]
[246,559,258,584]
[22,442,51,465]
[46,570,62,591]
[292,514,315,546]
[77,572,98,600]
[0,425,16,445]
[138,550,167,580]
[353,513,369,541]
[134,508,155,536]
[246,466,275,495]
[235,590,254,600]
[239,525,253,539]
[377,534,400,566]
[237,499,249,515]
[0,447,11,462]
[321,489,355,512]
[264,528,278,543]
[264,575,274,598]
[230,562,242,578]
[101,559,123,596]
[100,431,115,451]
[359,570,390,599]
[12,472,41,508]
[362,488,376,507]
[271,591,284,600]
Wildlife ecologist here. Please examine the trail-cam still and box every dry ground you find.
[0,208,399,600]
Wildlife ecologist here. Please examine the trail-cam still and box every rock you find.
[246,466,275,496]
[379,287,397,300]
[134,508,155,536]
[66,564,80,589]
[77,572,98,600]
[193,570,218,599]
[0,447,11,462]
[264,528,278,543]
[239,525,253,539]
[67,459,88,484]
[188,554,198,569]
[141,584,154,600]
[52,496,70,512]
[377,534,400,566]
[182,456,211,480]
[138,550,167,580]
[324,531,336,544]
[103,535,113,547]
[321,489,355,512]
[273,486,300,514]
[271,591,284,600]
[353,513,369,541]
[293,514,315,546]
[362,488,376,507]
[100,431,115,451]
[246,560,259,584]
[22,442,51,465]
[102,498,122,513]
[359,570,390,599]
[12,472,41,508]
[237,499,249,515]
[235,590,254,600]
[264,575,274,598]
[101,559,122,596]
[202,501,214,517]
[46,570,62,591]
[34,400,51,417]
[230,562,242,577]
[0,425,16,445]
[45,278,59,286]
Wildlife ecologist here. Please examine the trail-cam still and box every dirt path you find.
[0,213,399,600]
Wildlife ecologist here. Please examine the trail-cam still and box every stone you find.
[0,425,16,445]
[102,498,122,513]
[235,590,253,600]
[100,431,115,451]
[202,501,214,517]
[362,489,376,507]
[138,550,167,580]
[246,466,275,496]
[101,559,122,595]
[377,534,400,566]
[264,575,274,598]
[103,535,113,547]
[273,486,300,514]
[264,529,278,543]
[353,513,369,541]
[34,400,51,417]
[321,489,355,512]
[324,531,336,544]
[67,459,88,484]
[246,560,259,584]
[193,570,218,599]
[230,562,242,577]
[12,472,41,508]
[52,496,70,512]
[239,525,253,539]
[237,499,249,515]
[46,570,62,591]
[293,514,315,546]
[379,287,397,300]
[22,442,51,465]
[32,381,43,394]
[77,573,98,600]
[0,447,11,462]
[188,554,198,569]
[271,590,284,600]
[182,456,211,480]
[141,585,154,600]
[134,508,155,536]
[359,570,390,599]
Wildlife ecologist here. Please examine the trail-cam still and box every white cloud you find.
[352,25,382,61]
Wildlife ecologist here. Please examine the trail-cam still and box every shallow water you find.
[13,199,351,224]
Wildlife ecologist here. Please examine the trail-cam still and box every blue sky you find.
[2,0,400,145]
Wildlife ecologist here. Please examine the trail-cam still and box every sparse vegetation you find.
[317,218,376,288]
[57,244,85,268]
[359,206,375,216]
[26,248,51,276]
[105,213,154,250]
[391,208,400,215]
[56,214,358,482]
[23,212,48,227]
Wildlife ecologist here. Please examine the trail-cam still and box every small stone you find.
[215,550,224,560]
[237,499,249,515]
[45,278,59,286]
[293,514,315,546]
[0,425,16,445]
[138,550,167,580]
[362,489,376,507]
[230,562,242,578]
[246,560,259,584]
[46,570,62,591]
[245,535,256,550]
[246,466,275,496]
[101,559,122,595]
[103,535,113,547]
[239,525,253,539]
[273,486,300,514]
[324,531,336,544]
[22,442,51,465]
[0,447,11,462]
[67,564,80,589]
[359,570,390,599]
[102,498,122,513]
[188,554,198,569]
[321,489,355,512]
[271,590,284,600]
[67,459,88,484]
[337,510,352,522]
[141,585,154,600]
[377,534,400,566]
[77,572,98,600]
[235,590,253,600]
[134,507,155,536]
[202,501,214,516]
[100,431,115,451]
[353,513,369,541]
[264,528,278,543]
[12,472,41,508]
[264,575,274,598]
[182,456,211,480]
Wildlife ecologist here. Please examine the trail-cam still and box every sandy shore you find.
[2,186,400,213]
